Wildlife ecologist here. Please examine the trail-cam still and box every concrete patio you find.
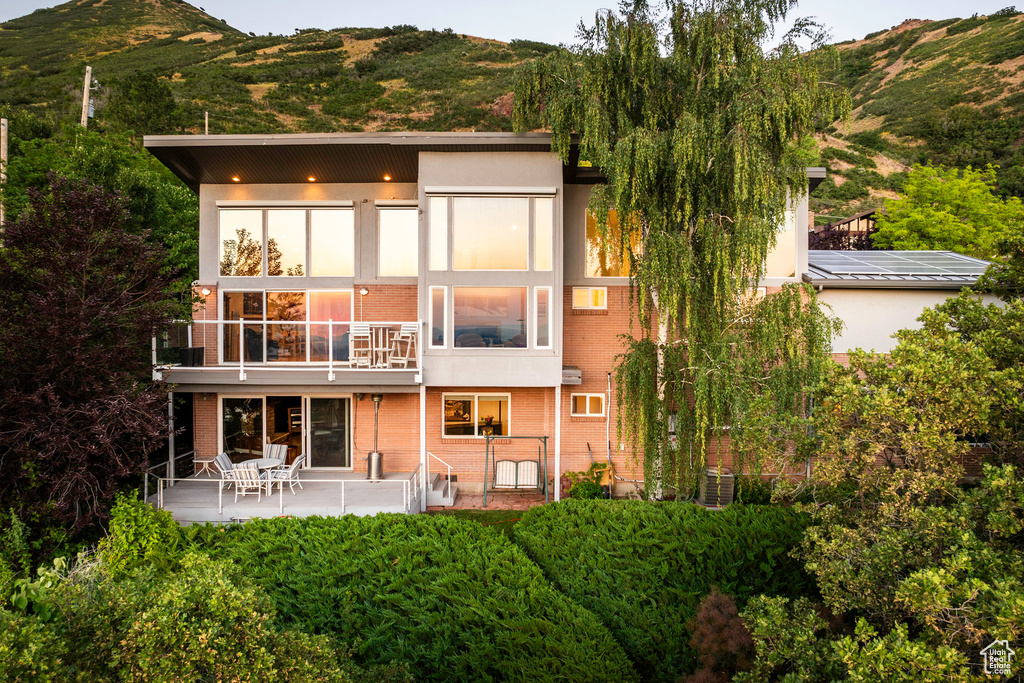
[148,470,423,524]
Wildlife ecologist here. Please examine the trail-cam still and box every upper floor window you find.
[429,195,553,272]
[585,209,638,278]
[219,208,355,278]
[378,207,418,277]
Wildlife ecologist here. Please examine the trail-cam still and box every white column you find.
[80,66,92,128]
[554,384,561,502]
[419,384,427,512]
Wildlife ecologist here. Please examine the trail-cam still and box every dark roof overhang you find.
[144,132,598,193]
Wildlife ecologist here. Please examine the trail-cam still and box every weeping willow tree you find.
[514,0,850,497]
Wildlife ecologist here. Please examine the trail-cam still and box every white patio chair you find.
[388,323,418,368]
[265,442,288,463]
[213,452,235,489]
[269,452,305,495]
[234,463,268,503]
[349,323,372,367]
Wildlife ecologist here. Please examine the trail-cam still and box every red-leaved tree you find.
[0,175,177,531]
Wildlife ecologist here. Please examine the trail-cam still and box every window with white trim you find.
[429,286,446,348]
[570,394,605,417]
[443,393,511,437]
[219,207,355,278]
[535,287,551,348]
[378,207,418,277]
[572,287,607,310]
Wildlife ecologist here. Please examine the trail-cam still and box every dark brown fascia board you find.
[143,131,555,148]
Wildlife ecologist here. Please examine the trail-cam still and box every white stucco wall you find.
[819,288,1000,354]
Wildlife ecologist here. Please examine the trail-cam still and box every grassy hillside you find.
[0,0,554,134]
[2,2,1022,225]
[811,10,1024,223]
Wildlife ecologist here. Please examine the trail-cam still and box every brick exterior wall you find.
[193,392,220,461]
[355,284,418,322]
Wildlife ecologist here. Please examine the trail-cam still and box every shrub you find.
[684,590,753,683]
[201,515,637,682]
[0,608,67,681]
[569,480,603,499]
[51,551,382,682]
[514,500,812,682]
[98,493,180,578]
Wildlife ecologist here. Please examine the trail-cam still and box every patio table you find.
[241,457,283,470]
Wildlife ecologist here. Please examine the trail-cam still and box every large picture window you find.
[443,393,510,437]
[219,207,354,278]
[453,196,529,270]
[453,287,528,348]
[222,290,352,363]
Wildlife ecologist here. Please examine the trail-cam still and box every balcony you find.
[153,320,422,389]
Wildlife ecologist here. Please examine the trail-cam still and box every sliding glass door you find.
[308,398,351,468]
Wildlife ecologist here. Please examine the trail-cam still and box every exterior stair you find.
[426,472,458,507]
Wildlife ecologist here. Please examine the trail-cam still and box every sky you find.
[0,1,1016,47]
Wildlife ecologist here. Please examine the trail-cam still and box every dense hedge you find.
[199,515,637,683]
[514,500,813,683]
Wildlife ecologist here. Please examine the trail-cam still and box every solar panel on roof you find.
[808,251,987,277]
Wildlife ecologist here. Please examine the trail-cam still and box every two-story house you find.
[142,131,858,513]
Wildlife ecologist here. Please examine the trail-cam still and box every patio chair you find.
[349,323,372,367]
[265,443,288,462]
[213,452,235,489]
[234,463,269,502]
[388,323,418,368]
[269,452,306,495]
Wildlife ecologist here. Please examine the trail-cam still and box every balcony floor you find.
[148,470,420,524]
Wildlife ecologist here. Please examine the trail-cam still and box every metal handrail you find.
[144,450,196,500]
[426,451,454,505]
[153,319,422,381]
[153,467,424,516]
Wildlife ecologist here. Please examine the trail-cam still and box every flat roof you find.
[144,132,575,192]
[145,132,827,193]
[804,250,990,289]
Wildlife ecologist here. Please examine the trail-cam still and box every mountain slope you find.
[0,0,552,134]
[811,10,1024,223]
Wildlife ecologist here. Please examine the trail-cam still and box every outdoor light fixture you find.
[359,287,369,296]
[307,176,316,182]
[200,287,211,297]
[231,176,240,182]
[383,174,392,181]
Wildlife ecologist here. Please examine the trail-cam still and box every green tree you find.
[513,0,849,495]
[1,120,198,307]
[106,71,181,135]
[872,164,1024,258]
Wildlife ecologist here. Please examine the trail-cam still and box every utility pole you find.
[0,118,7,228]
[80,66,92,128]
[204,111,209,135]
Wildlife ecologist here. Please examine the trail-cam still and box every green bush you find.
[51,551,389,682]
[569,480,603,499]
[200,515,637,682]
[0,608,67,681]
[514,500,813,682]
[98,493,180,578]
[734,476,773,504]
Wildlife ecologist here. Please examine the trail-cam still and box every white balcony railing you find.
[153,320,422,382]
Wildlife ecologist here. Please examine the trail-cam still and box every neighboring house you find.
[148,131,965,509]
[805,249,994,358]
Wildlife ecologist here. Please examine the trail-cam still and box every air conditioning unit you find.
[699,468,734,507]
